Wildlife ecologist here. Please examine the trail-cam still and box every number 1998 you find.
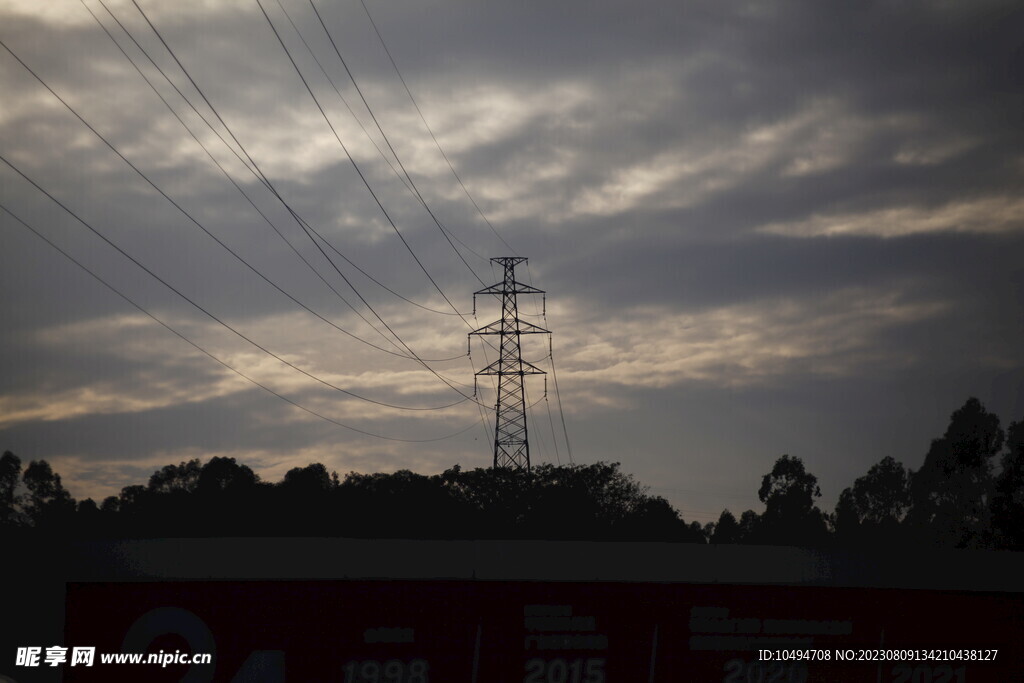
[342,658,429,683]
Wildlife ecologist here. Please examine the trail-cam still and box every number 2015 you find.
[524,657,606,683]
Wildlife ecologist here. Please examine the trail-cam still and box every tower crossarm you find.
[476,358,547,376]
[474,281,545,296]
[469,319,550,336]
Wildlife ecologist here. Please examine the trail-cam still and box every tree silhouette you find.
[908,397,1003,547]
[0,450,23,529]
[148,458,202,494]
[527,463,650,539]
[834,456,910,546]
[7,397,1024,550]
[991,418,1024,550]
[74,497,101,536]
[338,468,468,538]
[833,488,860,541]
[737,509,761,543]
[757,455,828,546]
[439,465,538,538]
[22,459,76,531]
[197,456,259,494]
[283,463,333,491]
[709,509,740,544]
[618,496,700,542]
[274,463,341,536]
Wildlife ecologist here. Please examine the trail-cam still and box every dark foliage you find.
[3,396,1022,550]
[834,456,911,547]
[991,420,1024,550]
[0,458,702,543]
[0,450,23,528]
[757,454,829,546]
[907,397,1004,548]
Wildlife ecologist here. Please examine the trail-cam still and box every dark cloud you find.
[1,0,1022,521]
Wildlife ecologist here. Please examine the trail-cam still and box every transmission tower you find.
[470,257,549,471]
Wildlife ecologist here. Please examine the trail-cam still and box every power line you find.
[0,154,467,412]
[127,0,499,419]
[5,4,562,454]
[523,380,553,465]
[0,202,477,442]
[548,341,574,464]
[308,0,489,279]
[255,0,472,325]
[270,3,567,457]
[126,0,448,356]
[274,0,489,273]
[249,0,501,401]
[544,388,562,466]
[0,34,449,378]
[12,12,486,409]
[120,0,471,326]
[270,0,415,198]
[359,0,518,257]
[524,262,560,465]
[529,266,572,465]
[80,0,463,363]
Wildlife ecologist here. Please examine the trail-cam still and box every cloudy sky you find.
[1,0,1022,523]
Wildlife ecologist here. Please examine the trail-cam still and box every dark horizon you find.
[3,394,1021,552]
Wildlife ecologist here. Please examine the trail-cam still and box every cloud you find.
[758,195,1024,238]
[553,286,950,397]
[3,0,1023,525]
[0,306,478,429]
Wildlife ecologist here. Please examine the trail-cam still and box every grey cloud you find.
[2,0,1022,519]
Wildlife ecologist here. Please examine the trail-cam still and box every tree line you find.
[1,397,1021,550]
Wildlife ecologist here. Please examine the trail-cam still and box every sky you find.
[1,0,1023,524]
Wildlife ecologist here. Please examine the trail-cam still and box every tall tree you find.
[22,460,75,529]
[0,450,23,528]
[282,463,332,492]
[709,509,740,544]
[834,456,910,546]
[991,418,1024,549]
[148,459,202,494]
[737,509,761,543]
[758,455,828,546]
[909,397,1003,547]
[197,456,259,494]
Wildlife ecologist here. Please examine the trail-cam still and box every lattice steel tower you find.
[470,257,549,470]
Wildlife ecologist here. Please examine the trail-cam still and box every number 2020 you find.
[524,657,606,683]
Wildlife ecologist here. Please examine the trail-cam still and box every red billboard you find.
[61,579,1023,682]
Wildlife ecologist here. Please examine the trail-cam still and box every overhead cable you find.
[81,0,464,362]
[133,0,496,407]
[309,0,489,278]
[254,0,501,397]
[0,202,478,442]
[359,0,518,256]
[122,0,468,322]
[255,0,475,328]
[0,154,468,412]
[0,36,450,375]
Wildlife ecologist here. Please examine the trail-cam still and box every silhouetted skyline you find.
[4,395,1022,551]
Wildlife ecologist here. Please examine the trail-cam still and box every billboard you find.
[4,539,1023,682]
